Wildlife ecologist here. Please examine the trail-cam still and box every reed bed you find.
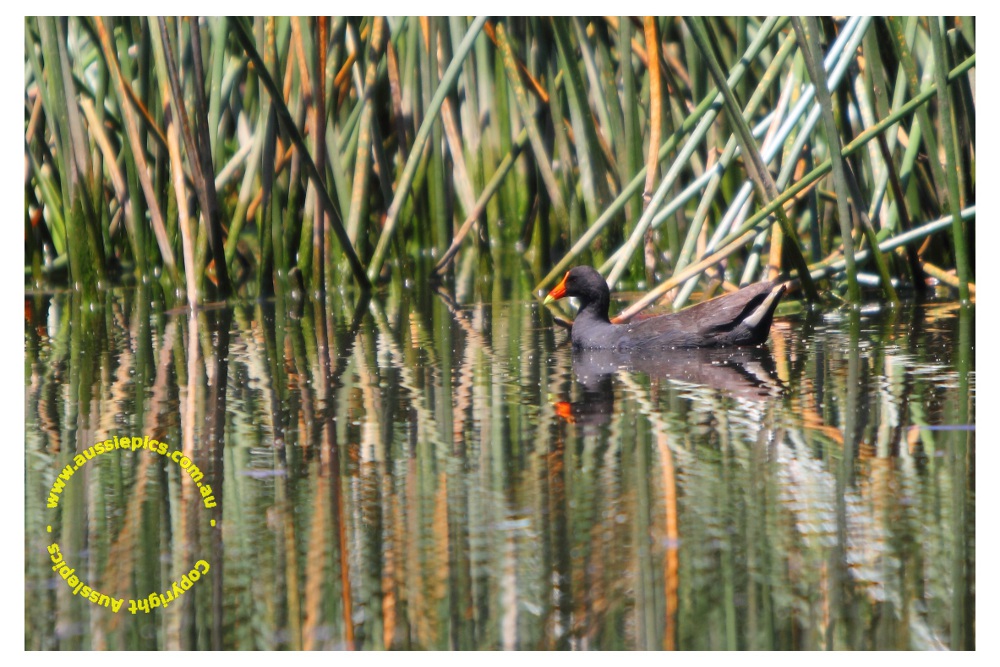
[24,17,976,308]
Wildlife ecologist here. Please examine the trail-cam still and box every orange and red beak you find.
[543,272,569,305]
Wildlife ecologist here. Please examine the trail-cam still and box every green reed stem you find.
[232,17,370,290]
[366,16,488,283]
[929,17,971,302]
[687,17,817,300]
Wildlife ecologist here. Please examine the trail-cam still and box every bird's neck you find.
[576,294,611,324]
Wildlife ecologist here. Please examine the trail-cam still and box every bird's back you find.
[612,281,784,350]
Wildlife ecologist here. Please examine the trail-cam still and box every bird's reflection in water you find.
[556,346,782,427]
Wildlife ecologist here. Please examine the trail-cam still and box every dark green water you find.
[24,284,974,649]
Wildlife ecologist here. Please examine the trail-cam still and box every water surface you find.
[24,284,975,649]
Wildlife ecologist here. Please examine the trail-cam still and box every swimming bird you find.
[543,266,785,350]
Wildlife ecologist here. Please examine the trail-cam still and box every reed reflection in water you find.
[24,285,974,650]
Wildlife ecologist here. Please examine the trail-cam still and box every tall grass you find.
[25,17,975,308]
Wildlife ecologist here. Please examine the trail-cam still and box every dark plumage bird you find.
[543,266,785,350]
